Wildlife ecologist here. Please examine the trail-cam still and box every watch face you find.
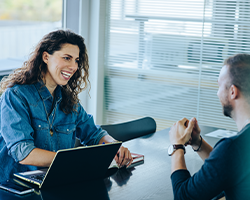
[168,145,174,156]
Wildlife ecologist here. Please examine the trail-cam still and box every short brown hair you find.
[224,54,250,99]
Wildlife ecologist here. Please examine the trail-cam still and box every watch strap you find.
[173,144,185,152]
[169,144,186,156]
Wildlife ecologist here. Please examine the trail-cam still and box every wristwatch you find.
[168,144,186,156]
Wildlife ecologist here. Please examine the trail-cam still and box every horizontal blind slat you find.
[103,0,250,131]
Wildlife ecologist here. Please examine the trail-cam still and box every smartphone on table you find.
[0,180,34,195]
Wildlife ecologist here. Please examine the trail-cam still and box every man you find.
[168,54,250,200]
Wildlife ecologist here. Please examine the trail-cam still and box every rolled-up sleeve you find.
[1,89,36,162]
[10,142,36,162]
[75,104,108,145]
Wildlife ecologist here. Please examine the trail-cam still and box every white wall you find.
[77,0,106,125]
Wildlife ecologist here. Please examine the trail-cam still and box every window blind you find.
[102,0,250,131]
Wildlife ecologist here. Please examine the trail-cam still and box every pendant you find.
[50,129,53,136]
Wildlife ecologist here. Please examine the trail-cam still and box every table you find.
[0,126,220,200]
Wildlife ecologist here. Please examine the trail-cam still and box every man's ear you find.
[230,85,239,100]
[42,52,49,64]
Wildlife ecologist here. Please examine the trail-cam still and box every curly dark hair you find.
[0,29,90,114]
[224,53,250,99]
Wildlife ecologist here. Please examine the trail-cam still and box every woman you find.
[0,29,132,182]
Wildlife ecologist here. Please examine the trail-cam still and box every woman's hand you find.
[99,135,133,167]
[115,146,133,168]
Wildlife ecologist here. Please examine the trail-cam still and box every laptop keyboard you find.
[30,174,45,182]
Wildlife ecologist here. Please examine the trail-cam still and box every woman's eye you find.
[76,60,79,64]
[64,57,70,60]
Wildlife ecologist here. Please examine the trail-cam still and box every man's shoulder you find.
[207,135,240,163]
[238,124,250,138]
[213,136,235,149]
[211,127,250,160]
[213,126,250,147]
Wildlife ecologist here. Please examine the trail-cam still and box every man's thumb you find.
[186,118,195,134]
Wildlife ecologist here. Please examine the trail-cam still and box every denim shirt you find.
[0,81,107,182]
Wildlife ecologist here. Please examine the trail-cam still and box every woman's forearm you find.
[19,148,56,167]
[99,135,117,144]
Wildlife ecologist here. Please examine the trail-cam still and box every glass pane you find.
[104,0,238,131]
[0,0,62,76]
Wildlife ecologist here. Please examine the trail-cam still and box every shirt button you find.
[67,129,69,131]
[38,125,41,127]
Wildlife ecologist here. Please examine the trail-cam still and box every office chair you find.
[74,117,156,147]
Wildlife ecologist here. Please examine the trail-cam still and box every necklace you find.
[37,81,57,137]
[42,98,57,137]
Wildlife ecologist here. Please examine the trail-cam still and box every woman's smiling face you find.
[42,43,79,89]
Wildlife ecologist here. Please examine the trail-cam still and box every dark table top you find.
[0,126,220,200]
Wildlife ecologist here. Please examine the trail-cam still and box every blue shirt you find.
[171,124,250,200]
[0,81,108,182]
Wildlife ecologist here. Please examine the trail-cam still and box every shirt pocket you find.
[31,118,50,149]
[54,123,76,149]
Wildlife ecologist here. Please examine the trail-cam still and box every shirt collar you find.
[34,81,62,102]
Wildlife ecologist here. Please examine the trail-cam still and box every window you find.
[0,0,62,78]
[103,0,250,130]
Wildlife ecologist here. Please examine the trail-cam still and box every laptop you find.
[14,142,122,189]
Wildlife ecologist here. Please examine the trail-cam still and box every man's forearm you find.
[192,138,213,161]
[171,149,187,174]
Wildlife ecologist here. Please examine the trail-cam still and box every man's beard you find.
[223,104,233,118]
